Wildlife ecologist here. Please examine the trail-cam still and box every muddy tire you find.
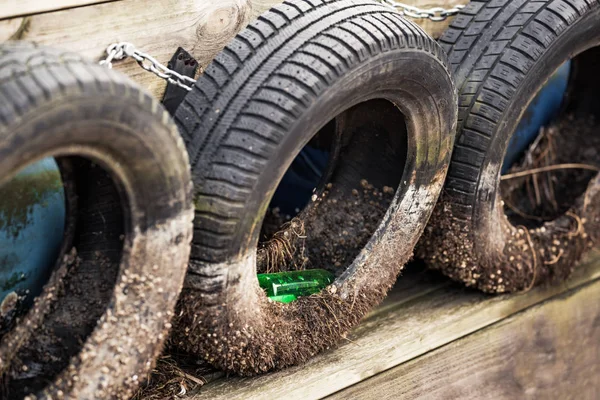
[172,0,456,375]
[0,42,193,398]
[418,0,600,293]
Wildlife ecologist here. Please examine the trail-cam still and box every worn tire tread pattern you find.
[439,0,600,220]
[0,44,186,165]
[175,0,450,268]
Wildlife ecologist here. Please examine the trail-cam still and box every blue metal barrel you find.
[271,146,329,216]
[502,61,571,172]
[0,158,65,311]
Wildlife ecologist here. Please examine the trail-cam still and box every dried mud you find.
[1,159,194,399]
[257,179,395,276]
[172,275,399,377]
[170,176,415,376]
[419,115,600,293]
[4,247,118,398]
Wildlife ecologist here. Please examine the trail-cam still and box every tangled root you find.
[257,217,306,274]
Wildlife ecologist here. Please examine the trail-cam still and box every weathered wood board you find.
[330,278,600,399]
[0,0,113,20]
[0,0,262,98]
[189,251,600,399]
[0,0,468,99]
[398,0,468,38]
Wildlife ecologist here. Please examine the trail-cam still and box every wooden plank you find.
[0,0,466,99]
[251,0,470,39]
[0,0,115,20]
[0,0,272,99]
[190,251,600,400]
[330,278,600,399]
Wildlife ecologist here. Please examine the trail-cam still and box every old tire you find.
[172,0,456,375]
[0,42,193,399]
[418,0,600,293]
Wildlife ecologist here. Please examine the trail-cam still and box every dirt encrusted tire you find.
[172,0,456,375]
[418,0,600,293]
[0,42,193,399]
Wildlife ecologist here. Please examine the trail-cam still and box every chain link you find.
[99,42,196,91]
[99,3,463,87]
[378,0,464,21]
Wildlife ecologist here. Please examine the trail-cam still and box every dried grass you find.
[132,353,220,400]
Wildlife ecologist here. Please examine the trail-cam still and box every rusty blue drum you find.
[0,158,65,316]
[503,61,571,172]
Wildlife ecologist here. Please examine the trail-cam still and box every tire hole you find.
[1,157,127,398]
[257,99,408,282]
[501,47,600,230]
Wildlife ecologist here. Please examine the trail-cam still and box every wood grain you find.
[189,251,600,400]
[0,0,268,98]
[0,18,25,41]
[402,0,469,38]
[0,0,116,20]
[329,279,600,400]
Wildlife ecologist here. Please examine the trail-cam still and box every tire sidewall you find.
[0,85,192,397]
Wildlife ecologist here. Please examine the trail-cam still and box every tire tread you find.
[175,0,450,263]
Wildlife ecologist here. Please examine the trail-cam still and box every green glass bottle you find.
[267,294,298,304]
[257,269,335,303]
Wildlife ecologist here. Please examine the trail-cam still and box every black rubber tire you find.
[172,0,456,375]
[0,42,193,399]
[417,0,600,293]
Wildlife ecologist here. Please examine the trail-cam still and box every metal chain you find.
[378,0,464,21]
[99,42,196,91]
[99,3,463,86]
